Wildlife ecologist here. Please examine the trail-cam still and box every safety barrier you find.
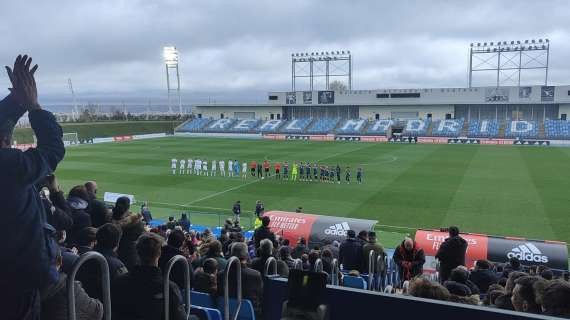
[293,259,303,270]
[223,256,242,320]
[163,255,191,320]
[264,257,278,277]
[367,250,376,290]
[313,258,324,273]
[331,259,340,286]
[67,252,111,320]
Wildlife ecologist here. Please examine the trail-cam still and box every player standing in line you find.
[329,167,335,183]
[194,159,201,175]
[203,159,208,176]
[291,162,298,181]
[187,158,193,175]
[336,164,341,184]
[263,159,270,179]
[232,200,241,223]
[283,161,289,180]
[250,160,257,177]
[242,160,247,179]
[257,161,263,178]
[171,158,177,175]
[228,159,234,177]
[299,162,305,182]
[345,166,351,184]
[179,159,186,175]
[219,159,226,177]
[211,159,217,176]
[357,167,363,184]
[305,162,311,181]
[233,160,240,177]
[313,163,318,181]
[275,162,281,180]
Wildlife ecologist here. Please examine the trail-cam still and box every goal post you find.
[62,132,79,146]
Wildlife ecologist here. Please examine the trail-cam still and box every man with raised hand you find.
[1,55,66,319]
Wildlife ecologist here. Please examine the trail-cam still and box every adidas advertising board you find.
[513,139,550,146]
[334,136,361,141]
[415,229,568,273]
[264,211,377,248]
[447,138,481,145]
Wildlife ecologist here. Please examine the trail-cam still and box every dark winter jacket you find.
[393,241,426,281]
[362,241,386,274]
[87,198,110,228]
[158,245,194,290]
[435,235,468,282]
[60,246,79,275]
[112,265,186,320]
[444,280,472,297]
[67,196,92,245]
[43,190,73,231]
[251,255,289,277]
[217,262,263,317]
[78,246,128,300]
[292,244,308,259]
[253,225,276,248]
[193,270,217,295]
[469,269,497,293]
[322,244,340,259]
[339,238,363,271]
[40,272,103,320]
[114,213,145,270]
[0,102,65,294]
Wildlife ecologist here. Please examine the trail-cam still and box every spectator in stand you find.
[339,230,363,271]
[393,237,425,283]
[292,237,308,259]
[279,246,296,270]
[502,257,523,279]
[112,232,186,320]
[40,247,103,320]
[357,230,368,244]
[166,216,177,230]
[253,216,276,248]
[84,180,109,227]
[496,271,527,311]
[193,258,218,295]
[67,185,92,245]
[362,231,386,274]
[158,229,194,291]
[321,248,334,274]
[223,218,234,234]
[218,242,263,317]
[511,276,546,314]
[251,238,289,277]
[255,200,264,219]
[56,230,78,275]
[469,259,497,293]
[444,267,480,305]
[409,277,450,302]
[178,213,190,231]
[140,203,153,225]
[76,227,97,255]
[308,250,322,272]
[78,223,128,300]
[539,268,553,281]
[435,226,467,282]
[41,175,73,231]
[112,196,145,270]
[541,280,570,318]
[193,240,227,271]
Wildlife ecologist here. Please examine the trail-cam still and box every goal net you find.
[62,132,79,146]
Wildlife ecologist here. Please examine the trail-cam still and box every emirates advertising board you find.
[415,229,568,272]
[264,211,377,248]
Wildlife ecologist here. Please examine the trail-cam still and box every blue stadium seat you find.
[342,275,367,289]
[216,297,256,320]
[204,118,237,132]
[177,118,212,132]
[279,118,312,133]
[403,119,430,136]
[504,120,539,139]
[431,119,464,137]
[306,118,339,134]
[545,120,570,139]
[336,119,368,135]
[191,306,222,320]
[365,120,393,135]
[228,119,261,133]
[256,120,284,133]
[468,120,499,138]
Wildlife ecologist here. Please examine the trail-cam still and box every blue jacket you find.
[0,96,65,294]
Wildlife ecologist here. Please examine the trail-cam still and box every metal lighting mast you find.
[67,78,79,120]
[291,50,352,91]
[163,46,182,115]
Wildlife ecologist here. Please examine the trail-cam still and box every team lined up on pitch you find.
[170,158,363,184]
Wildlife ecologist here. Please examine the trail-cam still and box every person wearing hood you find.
[40,247,103,320]
[444,266,480,297]
[393,237,425,283]
[112,196,146,270]
[339,230,363,271]
[66,185,92,246]
[436,226,468,282]
[469,259,498,293]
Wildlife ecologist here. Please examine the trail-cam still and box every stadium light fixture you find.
[163,46,179,66]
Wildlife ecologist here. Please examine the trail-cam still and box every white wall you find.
[193,106,282,120]
[359,105,454,120]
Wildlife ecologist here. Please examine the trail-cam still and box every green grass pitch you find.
[55,137,570,248]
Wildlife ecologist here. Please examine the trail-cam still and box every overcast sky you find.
[1,0,569,103]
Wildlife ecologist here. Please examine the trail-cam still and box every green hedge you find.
[13,120,183,144]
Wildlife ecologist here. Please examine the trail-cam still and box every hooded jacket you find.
[113,213,145,270]
[0,98,65,294]
[436,235,468,281]
[67,196,92,245]
[339,237,363,271]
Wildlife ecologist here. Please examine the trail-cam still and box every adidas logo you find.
[324,222,350,236]
[507,242,549,263]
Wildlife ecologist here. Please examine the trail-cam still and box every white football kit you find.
[179,159,186,174]
[171,158,177,175]
[228,160,234,177]
[203,161,208,176]
[195,159,201,175]
[219,160,226,176]
[211,160,217,176]
[242,162,247,178]
[187,159,193,174]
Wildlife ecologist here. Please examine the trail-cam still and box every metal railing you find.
[224,256,242,320]
[367,250,376,290]
[67,251,111,320]
[293,258,303,270]
[331,258,339,286]
[376,255,388,291]
[163,255,191,320]
[264,257,278,277]
[313,258,323,273]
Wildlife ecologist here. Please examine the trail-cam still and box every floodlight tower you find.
[67,78,79,120]
[291,50,352,91]
[163,46,182,115]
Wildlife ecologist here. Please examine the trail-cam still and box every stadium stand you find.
[279,118,313,133]
[306,118,340,134]
[204,118,237,132]
[468,120,500,138]
[403,119,431,136]
[365,119,393,135]
[431,119,464,137]
[545,120,570,139]
[504,120,539,139]
[177,118,212,132]
[256,119,284,133]
[336,119,368,135]
[228,119,261,133]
